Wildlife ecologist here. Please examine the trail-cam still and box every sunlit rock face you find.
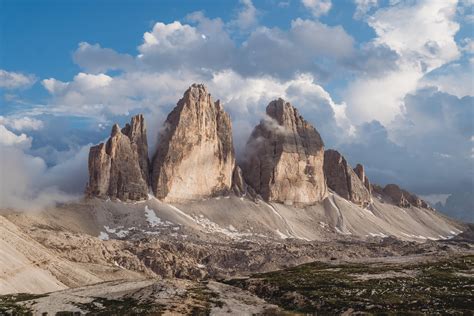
[86,115,149,201]
[151,84,236,202]
[242,98,327,206]
[324,150,371,207]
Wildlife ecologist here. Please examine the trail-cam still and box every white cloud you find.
[460,37,474,53]
[420,61,474,98]
[137,17,235,73]
[0,116,44,131]
[231,0,258,30]
[345,0,461,124]
[302,0,332,17]
[0,69,36,89]
[0,125,32,148]
[73,42,134,73]
[353,0,378,19]
[369,0,459,72]
[205,71,349,154]
[238,19,354,78]
[42,78,69,94]
[139,21,201,53]
[0,125,86,211]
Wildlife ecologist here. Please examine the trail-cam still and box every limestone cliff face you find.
[86,115,149,201]
[242,98,327,206]
[323,150,371,207]
[151,84,236,202]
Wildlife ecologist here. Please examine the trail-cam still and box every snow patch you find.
[369,232,388,238]
[335,227,351,235]
[98,231,109,240]
[104,225,130,238]
[275,229,289,239]
[264,203,284,220]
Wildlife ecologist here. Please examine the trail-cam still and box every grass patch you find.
[0,293,47,315]
[226,255,474,314]
[74,297,164,315]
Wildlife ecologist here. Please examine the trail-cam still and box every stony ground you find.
[1,254,472,315]
[0,203,472,314]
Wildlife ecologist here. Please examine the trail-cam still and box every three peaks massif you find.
[86,83,430,210]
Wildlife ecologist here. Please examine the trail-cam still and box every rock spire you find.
[323,150,371,207]
[151,84,236,202]
[86,114,149,201]
[242,98,327,206]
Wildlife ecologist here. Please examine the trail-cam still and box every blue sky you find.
[0,0,473,219]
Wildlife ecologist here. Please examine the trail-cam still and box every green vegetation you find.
[226,255,474,314]
[0,293,46,315]
[73,297,164,315]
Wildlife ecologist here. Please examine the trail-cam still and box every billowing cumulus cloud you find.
[341,88,473,196]
[0,125,88,211]
[137,18,235,73]
[419,59,474,98]
[344,0,461,125]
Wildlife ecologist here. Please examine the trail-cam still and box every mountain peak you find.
[151,85,236,202]
[86,114,148,201]
[242,99,327,206]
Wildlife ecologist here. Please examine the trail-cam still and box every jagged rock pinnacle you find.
[151,84,236,202]
[242,98,327,206]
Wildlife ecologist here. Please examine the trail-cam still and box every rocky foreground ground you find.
[1,251,472,315]
[0,221,473,315]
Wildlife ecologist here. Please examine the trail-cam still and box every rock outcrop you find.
[353,164,371,194]
[86,115,149,201]
[323,150,371,207]
[382,184,412,208]
[380,184,431,209]
[242,98,327,206]
[151,84,236,202]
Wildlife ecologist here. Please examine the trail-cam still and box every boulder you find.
[86,116,149,201]
[324,150,371,207]
[151,84,236,202]
[242,98,327,206]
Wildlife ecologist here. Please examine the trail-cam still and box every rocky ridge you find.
[323,150,371,207]
[86,84,432,210]
[371,183,431,209]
